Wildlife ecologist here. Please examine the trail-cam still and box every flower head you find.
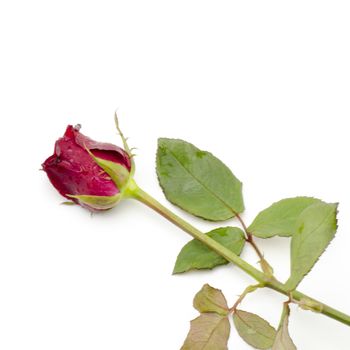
[42,124,132,210]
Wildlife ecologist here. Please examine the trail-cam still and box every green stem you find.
[230,284,262,313]
[126,181,350,327]
[277,302,291,329]
[236,213,274,275]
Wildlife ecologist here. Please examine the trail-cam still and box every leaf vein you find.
[236,313,274,341]
[166,148,237,215]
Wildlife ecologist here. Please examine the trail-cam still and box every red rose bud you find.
[42,124,132,210]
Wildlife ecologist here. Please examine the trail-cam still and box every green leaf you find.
[173,227,245,274]
[181,313,230,350]
[193,284,229,316]
[248,197,322,238]
[156,138,244,221]
[272,318,297,350]
[272,305,297,350]
[233,310,276,349]
[285,202,338,290]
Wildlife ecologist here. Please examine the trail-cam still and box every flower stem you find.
[230,284,262,313]
[236,213,274,277]
[127,181,350,326]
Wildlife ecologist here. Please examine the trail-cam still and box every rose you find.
[41,119,350,339]
[42,124,132,210]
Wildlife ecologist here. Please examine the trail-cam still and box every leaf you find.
[233,310,276,349]
[285,202,338,290]
[156,138,244,221]
[193,284,229,316]
[272,318,297,350]
[181,313,230,350]
[272,305,297,350]
[173,227,245,274]
[248,197,322,238]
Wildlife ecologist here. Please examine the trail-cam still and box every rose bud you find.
[42,124,133,211]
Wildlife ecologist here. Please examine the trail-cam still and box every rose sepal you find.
[66,193,122,210]
[85,147,130,189]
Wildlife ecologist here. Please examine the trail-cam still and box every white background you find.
[0,1,349,349]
